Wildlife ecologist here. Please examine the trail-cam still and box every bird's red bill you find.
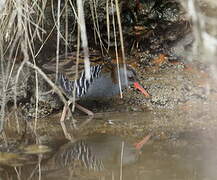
[133,82,150,97]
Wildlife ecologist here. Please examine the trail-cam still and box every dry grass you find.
[0,0,48,133]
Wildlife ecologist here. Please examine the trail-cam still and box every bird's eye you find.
[128,76,134,81]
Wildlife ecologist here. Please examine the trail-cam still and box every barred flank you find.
[59,65,103,97]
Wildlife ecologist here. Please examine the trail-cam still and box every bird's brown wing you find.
[42,50,105,81]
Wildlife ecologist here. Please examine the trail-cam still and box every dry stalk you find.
[111,0,122,98]
[76,0,90,80]
[120,141,124,180]
[114,0,128,86]
[106,0,111,51]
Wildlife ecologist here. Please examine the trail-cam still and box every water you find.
[1,108,217,180]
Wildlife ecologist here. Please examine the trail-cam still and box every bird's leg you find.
[60,100,71,122]
[60,99,77,122]
[78,116,94,128]
[61,101,93,121]
[75,103,94,116]
[60,100,71,140]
